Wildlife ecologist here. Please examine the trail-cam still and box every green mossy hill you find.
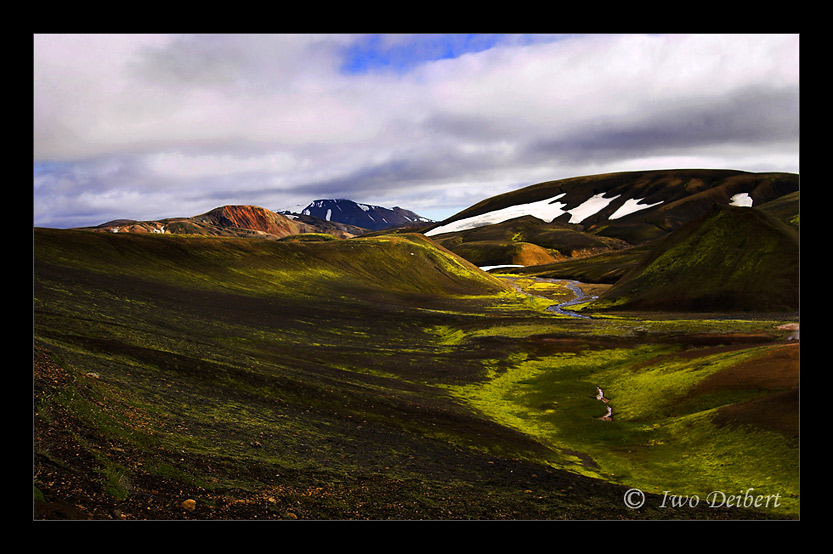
[33,228,511,302]
[593,204,799,312]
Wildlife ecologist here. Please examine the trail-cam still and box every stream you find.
[496,275,598,319]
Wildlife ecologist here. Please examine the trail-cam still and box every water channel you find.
[495,275,598,319]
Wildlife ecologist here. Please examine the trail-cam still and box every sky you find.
[33,33,800,228]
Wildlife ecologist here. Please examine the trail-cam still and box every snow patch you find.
[479,264,524,271]
[426,192,626,235]
[609,197,664,220]
[325,209,332,221]
[426,194,568,236]
[567,193,621,224]
[730,193,754,207]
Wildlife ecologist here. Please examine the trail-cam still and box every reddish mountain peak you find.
[201,205,300,237]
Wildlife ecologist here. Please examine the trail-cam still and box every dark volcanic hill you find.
[592,204,800,312]
[424,169,798,270]
[298,199,432,231]
[426,169,798,245]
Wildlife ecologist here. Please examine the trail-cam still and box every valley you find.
[33,169,799,520]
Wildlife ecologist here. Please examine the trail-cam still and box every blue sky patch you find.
[340,34,513,74]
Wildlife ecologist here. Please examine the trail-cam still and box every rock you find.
[182,499,196,512]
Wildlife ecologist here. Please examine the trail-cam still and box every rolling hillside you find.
[36,227,509,303]
[591,204,800,312]
[426,169,798,250]
[497,189,800,287]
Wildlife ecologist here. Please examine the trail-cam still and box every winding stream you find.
[496,275,598,319]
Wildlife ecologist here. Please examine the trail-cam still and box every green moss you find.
[593,347,764,422]
[445,339,799,516]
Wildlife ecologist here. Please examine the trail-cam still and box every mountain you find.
[423,169,798,270]
[88,205,363,240]
[296,199,432,231]
[591,204,800,312]
[425,169,798,244]
[191,205,305,237]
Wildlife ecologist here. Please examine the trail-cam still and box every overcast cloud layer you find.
[33,33,800,228]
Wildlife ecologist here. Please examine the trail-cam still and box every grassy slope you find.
[33,228,799,519]
[447,337,799,514]
[592,205,800,312]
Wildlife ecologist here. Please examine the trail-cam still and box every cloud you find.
[33,33,800,228]
[520,85,800,166]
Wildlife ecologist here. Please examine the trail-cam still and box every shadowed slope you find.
[592,205,799,312]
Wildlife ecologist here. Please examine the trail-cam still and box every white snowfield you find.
[730,193,754,207]
[426,192,665,236]
[609,197,664,220]
[426,194,568,236]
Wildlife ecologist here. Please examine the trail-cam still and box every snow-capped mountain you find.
[292,199,432,231]
[425,169,799,245]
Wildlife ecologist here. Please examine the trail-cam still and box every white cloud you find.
[33,33,800,228]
